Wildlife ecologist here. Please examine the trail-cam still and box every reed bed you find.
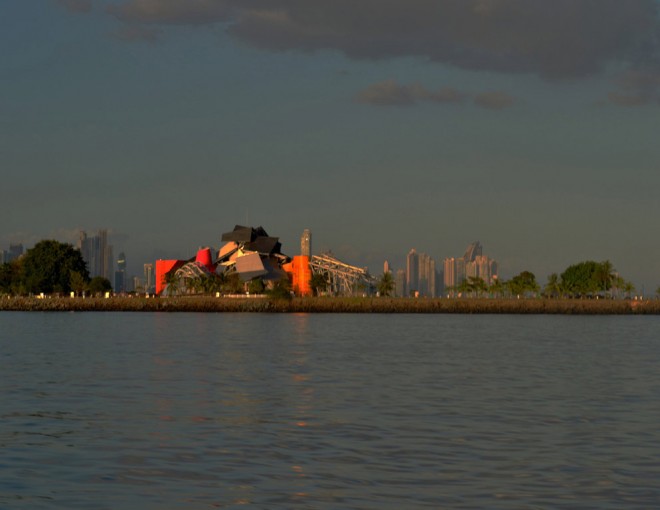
[1,296,659,314]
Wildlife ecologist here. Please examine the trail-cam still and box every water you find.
[1,312,659,509]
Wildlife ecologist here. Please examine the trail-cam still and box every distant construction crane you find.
[310,252,375,296]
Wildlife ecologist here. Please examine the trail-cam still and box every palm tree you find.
[164,271,180,297]
[488,278,504,298]
[623,281,635,299]
[544,273,561,298]
[377,272,395,297]
[467,276,487,297]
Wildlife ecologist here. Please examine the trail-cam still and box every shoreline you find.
[0,296,658,314]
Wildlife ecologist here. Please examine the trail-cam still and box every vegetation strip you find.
[0,297,657,314]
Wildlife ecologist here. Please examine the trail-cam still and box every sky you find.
[2,0,660,291]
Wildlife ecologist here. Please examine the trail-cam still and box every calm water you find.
[1,312,659,509]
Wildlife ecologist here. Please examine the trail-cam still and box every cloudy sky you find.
[3,0,660,289]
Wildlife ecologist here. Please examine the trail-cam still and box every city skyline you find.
[3,2,660,290]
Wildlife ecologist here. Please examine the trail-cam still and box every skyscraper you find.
[383,260,390,274]
[406,249,419,296]
[463,241,482,263]
[395,269,406,298]
[78,229,113,279]
[444,257,465,294]
[114,252,126,293]
[301,229,312,257]
[144,263,154,293]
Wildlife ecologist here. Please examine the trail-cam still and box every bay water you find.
[1,312,659,509]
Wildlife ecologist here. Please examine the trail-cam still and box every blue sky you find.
[3,0,660,291]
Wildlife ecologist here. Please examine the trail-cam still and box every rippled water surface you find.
[1,312,660,509]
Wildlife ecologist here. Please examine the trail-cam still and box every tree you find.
[543,273,562,298]
[88,276,113,294]
[622,280,635,299]
[467,276,487,297]
[594,260,616,293]
[488,278,504,298]
[267,277,292,300]
[560,261,620,297]
[69,271,87,296]
[22,240,89,294]
[248,278,265,294]
[310,272,328,296]
[507,271,540,297]
[164,271,180,296]
[377,272,395,297]
[0,260,24,295]
[222,272,244,294]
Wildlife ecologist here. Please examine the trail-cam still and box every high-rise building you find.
[114,252,126,293]
[395,269,406,298]
[446,242,498,291]
[301,229,312,257]
[406,249,419,295]
[383,260,390,274]
[1,244,24,264]
[144,263,154,292]
[78,229,113,279]
[9,244,23,261]
[444,257,465,293]
[463,241,482,263]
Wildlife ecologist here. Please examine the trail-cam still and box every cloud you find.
[56,0,92,13]
[356,80,509,109]
[106,0,235,25]
[474,91,515,110]
[113,25,162,43]
[608,68,660,106]
[105,0,659,81]
[356,80,430,106]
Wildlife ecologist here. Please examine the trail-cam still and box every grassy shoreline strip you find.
[0,296,658,314]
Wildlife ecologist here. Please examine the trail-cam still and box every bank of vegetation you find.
[1,296,659,314]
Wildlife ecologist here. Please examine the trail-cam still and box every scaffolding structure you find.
[310,253,375,296]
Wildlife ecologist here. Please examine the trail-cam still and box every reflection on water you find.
[1,313,660,509]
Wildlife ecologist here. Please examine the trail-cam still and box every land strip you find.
[1,296,658,314]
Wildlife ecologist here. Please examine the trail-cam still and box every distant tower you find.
[144,263,154,293]
[301,229,312,257]
[463,241,482,263]
[114,252,126,293]
[383,260,390,274]
[395,269,406,297]
[406,249,419,296]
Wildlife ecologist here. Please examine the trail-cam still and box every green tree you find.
[222,272,244,294]
[467,276,487,297]
[377,272,395,297]
[248,278,265,294]
[69,271,87,296]
[560,261,619,297]
[22,240,89,294]
[88,276,113,294]
[488,278,504,298]
[507,271,540,297]
[622,280,635,299]
[267,277,292,300]
[543,273,562,298]
[0,260,26,295]
[456,279,471,296]
[310,272,328,296]
[164,271,180,296]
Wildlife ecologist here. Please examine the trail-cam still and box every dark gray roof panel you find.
[221,225,272,243]
[245,237,280,255]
